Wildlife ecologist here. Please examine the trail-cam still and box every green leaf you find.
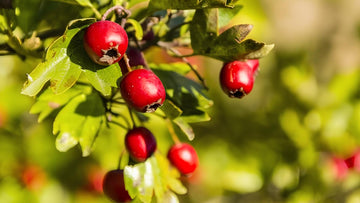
[53,91,105,156]
[202,24,274,61]
[190,9,218,54]
[160,99,183,120]
[126,19,144,41]
[151,67,212,110]
[67,30,122,96]
[21,18,96,97]
[148,0,239,10]
[30,85,91,122]
[124,160,154,203]
[173,117,194,141]
[123,154,187,202]
[218,6,243,28]
[154,153,187,195]
[149,62,191,75]
[52,0,92,7]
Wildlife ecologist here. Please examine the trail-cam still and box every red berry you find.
[125,127,157,162]
[120,69,166,113]
[167,143,199,175]
[103,170,132,203]
[245,59,259,74]
[345,150,360,170]
[84,20,128,66]
[332,157,348,180]
[220,61,255,98]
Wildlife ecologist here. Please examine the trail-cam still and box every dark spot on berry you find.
[105,48,119,57]
[229,89,246,98]
[144,100,163,113]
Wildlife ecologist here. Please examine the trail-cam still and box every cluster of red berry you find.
[83,20,199,202]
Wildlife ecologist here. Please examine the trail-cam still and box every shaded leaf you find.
[202,24,274,61]
[53,91,105,156]
[190,9,218,54]
[67,30,122,96]
[30,85,91,122]
[21,18,96,96]
[151,68,212,110]
[148,0,239,10]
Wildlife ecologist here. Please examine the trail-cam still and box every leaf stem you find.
[166,47,208,90]
[117,149,126,170]
[127,106,136,128]
[166,118,180,144]
[101,5,131,23]
[120,53,132,74]
[89,4,102,20]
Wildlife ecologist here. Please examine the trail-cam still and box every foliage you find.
[5,0,360,203]
[0,0,274,202]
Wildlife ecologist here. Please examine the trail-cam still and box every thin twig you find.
[166,47,208,90]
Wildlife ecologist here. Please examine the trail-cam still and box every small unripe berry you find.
[220,61,255,98]
[120,69,166,113]
[167,143,199,175]
[83,20,128,66]
[125,127,157,162]
[103,170,132,203]
[119,46,147,70]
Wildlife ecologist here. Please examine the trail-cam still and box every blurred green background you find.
[2,0,360,202]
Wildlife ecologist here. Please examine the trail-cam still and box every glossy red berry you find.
[245,59,259,74]
[167,143,199,175]
[120,69,166,113]
[220,61,255,98]
[125,127,157,162]
[103,170,132,203]
[84,20,128,66]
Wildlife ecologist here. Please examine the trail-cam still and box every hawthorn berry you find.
[120,69,166,113]
[103,170,132,203]
[167,143,199,175]
[245,59,260,74]
[125,127,157,162]
[220,60,255,98]
[83,20,128,66]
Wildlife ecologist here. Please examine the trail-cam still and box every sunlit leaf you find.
[21,18,96,97]
[53,91,105,156]
[30,85,91,122]
[218,6,243,28]
[124,160,154,203]
[160,99,183,120]
[173,117,194,141]
[127,19,144,41]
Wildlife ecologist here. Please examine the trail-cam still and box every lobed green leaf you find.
[53,91,105,156]
[30,85,91,122]
[21,18,96,97]
[148,0,239,10]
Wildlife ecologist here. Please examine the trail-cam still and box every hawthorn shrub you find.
[0,0,274,202]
